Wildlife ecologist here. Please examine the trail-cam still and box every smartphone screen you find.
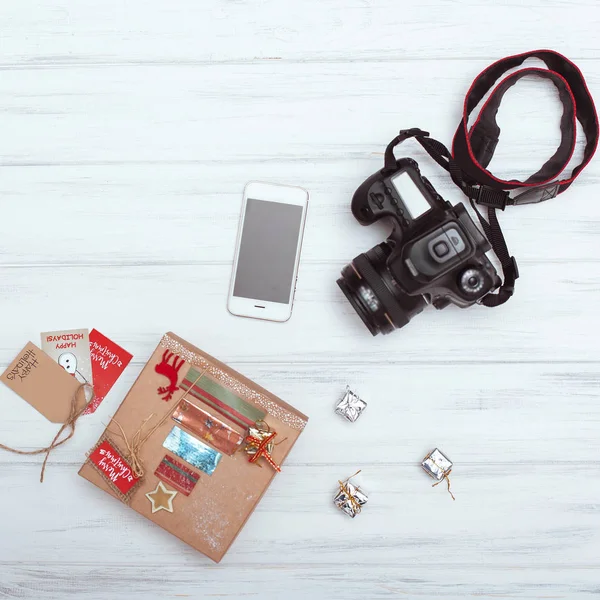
[233,198,304,304]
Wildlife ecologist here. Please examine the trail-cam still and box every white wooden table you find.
[1,2,599,598]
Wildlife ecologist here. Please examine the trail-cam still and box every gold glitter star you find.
[145,481,177,514]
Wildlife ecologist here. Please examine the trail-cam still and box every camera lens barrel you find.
[337,244,427,336]
[337,266,383,336]
[352,254,410,330]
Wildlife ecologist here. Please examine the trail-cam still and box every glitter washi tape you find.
[172,398,244,456]
[160,334,307,431]
[180,367,266,430]
[163,426,222,475]
[155,454,200,496]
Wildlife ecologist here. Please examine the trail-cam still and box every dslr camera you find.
[337,156,500,335]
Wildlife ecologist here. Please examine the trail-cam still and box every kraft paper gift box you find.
[79,332,308,562]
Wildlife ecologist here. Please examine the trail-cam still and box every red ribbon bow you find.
[245,430,281,472]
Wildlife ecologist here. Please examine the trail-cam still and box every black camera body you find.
[338,158,501,335]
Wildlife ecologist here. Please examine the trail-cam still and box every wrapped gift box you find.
[79,332,308,562]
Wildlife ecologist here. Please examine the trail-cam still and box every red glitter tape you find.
[155,454,200,496]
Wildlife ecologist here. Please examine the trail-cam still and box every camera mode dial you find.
[458,268,485,296]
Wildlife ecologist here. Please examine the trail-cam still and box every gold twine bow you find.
[0,382,94,483]
[432,471,455,501]
[107,414,156,479]
[338,470,364,515]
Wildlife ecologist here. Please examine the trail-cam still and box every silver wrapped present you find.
[334,472,368,518]
[421,448,453,480]
[335,386,367,422]
[421,448,455,500]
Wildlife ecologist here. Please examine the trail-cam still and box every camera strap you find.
[385,50,598,306]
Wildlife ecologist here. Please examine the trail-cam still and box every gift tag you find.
[86,329,132,414]
[1,342,84,423]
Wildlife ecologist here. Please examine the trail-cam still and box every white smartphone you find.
[228,181,309,322]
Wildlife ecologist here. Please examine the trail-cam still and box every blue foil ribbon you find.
[163,426,222,475]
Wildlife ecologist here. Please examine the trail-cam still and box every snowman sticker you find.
[58,352,88,384]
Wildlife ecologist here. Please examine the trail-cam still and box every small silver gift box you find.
[335,386,367,423]
[421,448,453,480]
[334,475,368,518]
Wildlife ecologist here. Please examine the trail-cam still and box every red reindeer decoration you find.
[155,350,185,401]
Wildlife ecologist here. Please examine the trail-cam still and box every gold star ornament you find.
[145,481,177,514]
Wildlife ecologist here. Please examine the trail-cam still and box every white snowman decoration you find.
[58,352,85,382]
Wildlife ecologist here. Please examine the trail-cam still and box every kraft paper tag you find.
[1,342,83,423]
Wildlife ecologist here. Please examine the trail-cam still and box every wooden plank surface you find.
[1,1,600,598]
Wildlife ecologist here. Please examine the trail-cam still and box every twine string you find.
[105,369,206,478]
[0,383,94,483]
[253,419,288,446]
[432,471,455,501]
[338,470,363,515]
[107,414,155,478]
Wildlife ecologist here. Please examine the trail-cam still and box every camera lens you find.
[458,268,485,296]
[337,243,427,336]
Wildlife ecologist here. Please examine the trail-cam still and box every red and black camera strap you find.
[385,50,599,306]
